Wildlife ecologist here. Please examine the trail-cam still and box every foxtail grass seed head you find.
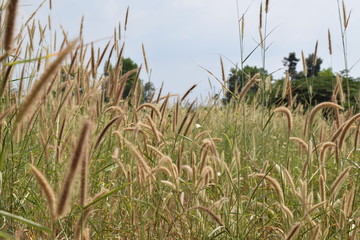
[259,2,263,29]
[338,113,360,150]
[328,29,333,55]
[309,102,343,127]
[265,0,269,13]
[190,206,224,226]
[319,175,326,202]
[250,173,284,203]
[286,222,301,240]
[141,43,149,74]
[30,165,56,218]
[301,51,307,77]
[274,107,292,133]
[124,6,129,31]
[238,73,261,101]
[289,137,308,150]
[4,0,19,52]
[57,120,91,217]
[181,84,197,102]
[329,166,351,199]
[15,40,77,128]
[312,41,318,67]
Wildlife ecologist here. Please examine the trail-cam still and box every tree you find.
[142,81,155,103]
[103,57,142,102]
[271,67,359,110]
[282,52,299,78]
[305,53,323,77]
[224,65,267,103]
[122,57,139,99]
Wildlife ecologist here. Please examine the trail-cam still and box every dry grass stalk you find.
[181,165,193,180]
[80,143,89,207]
[265,0,269,13]
[278,203,294,224]
[304,201,326,218]
[345,185,355,218]
[274,107,292,133]
[75,189,109,239]
[312,41,318,67]
[141,43,149,74]
[15,40,77,128]
[149,166,172,178]
[250,173,284,203]
[30,165,56,218]
[90,43,96,78]
[181,84,197,102]
[330,122,345,143]
[94,116,122,149]
[190,206,224,226]
[329,166,351,199]
[124,6,129,31]
[238,73,261,101]
[0,105,15,122]
[282,168,296,194]
[112,148,128,178]
[319,175,326,202]
[161,180,177,190]
[319,142,336,181]
[285,222,301,240]
[136,103,161,118]
[146,114,161,142]
[183,113,196,137]
[301,51,307,77]
[342,0,351,29]
[105,106,125,115]
[301,140,312,179]
[0,64,14,98]
[289,137,308,150]
[336,74,345,104]
[328,29,333,55]
[309,102,343,127]
[220,57,226,84]
[124,139,151,174]
[259,2,263,29]
[57,120,91,217]
[282,72,288,99]
[178,100,196,135]
[338,113,360,149]
[4,0,19,52]
[159,156,178,178]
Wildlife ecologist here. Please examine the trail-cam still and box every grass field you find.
[0,0,359,239]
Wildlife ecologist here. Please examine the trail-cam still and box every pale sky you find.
[22,0,360,100]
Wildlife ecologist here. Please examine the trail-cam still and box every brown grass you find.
[57,120,91,217]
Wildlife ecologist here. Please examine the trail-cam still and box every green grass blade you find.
[0,210,51,233]
[83,182,132,209]
[0,231,16,240]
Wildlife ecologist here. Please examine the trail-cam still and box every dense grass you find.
[0,0,359,239]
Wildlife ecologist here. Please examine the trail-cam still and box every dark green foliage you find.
[103,57,154,103]
[122,57,139,99]
[304,53,323,78]
[283,52,299,78]
[271,69,360,110]
[224,65,267,103]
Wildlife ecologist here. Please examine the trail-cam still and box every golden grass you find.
[0,1,359,239]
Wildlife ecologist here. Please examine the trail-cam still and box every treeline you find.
[223,52,360,110]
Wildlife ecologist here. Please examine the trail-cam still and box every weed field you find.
[0,0,359,239]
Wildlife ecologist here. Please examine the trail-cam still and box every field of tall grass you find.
[0,0,359,239]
